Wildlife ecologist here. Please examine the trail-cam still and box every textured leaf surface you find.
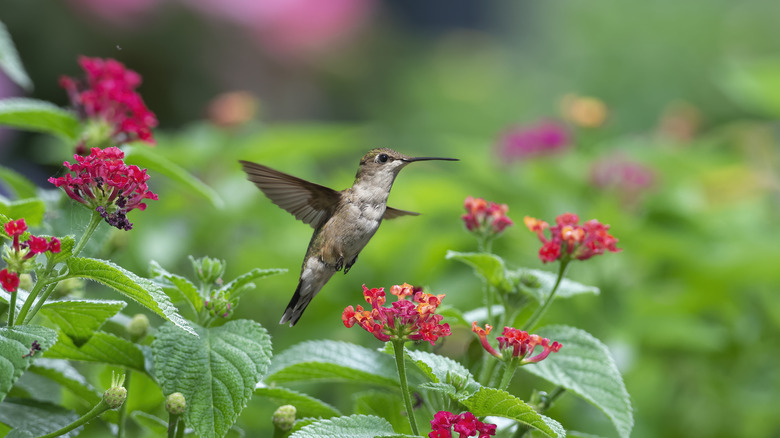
[0,165,37,199]
[45,331,145,371]
[40,299,126,345]
[152,320,272,438]
[406,349,480,396]
[0,325,57,403]
[149,260,202,313]
[446,251,512,292]
[0,98,79,139]
[460,387,565,438]
[29,358,101,405]
[255,385,341,418]
[66,257,195,335]
[514,268,599,302]
[265,340,397,386]
[352,391,410,435]
[523,325,633,438]
[0,398,80,437]
[124,145,224,208]
[0,197,45,226]
[290,415,400,438]
[0,22,32,90]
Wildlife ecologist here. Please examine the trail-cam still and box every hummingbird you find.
[240,148,458,326]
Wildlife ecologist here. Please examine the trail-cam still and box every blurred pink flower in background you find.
[590,155,656,205]
[497,119,571,162]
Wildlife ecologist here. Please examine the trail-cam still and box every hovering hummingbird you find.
[240,148,458,326]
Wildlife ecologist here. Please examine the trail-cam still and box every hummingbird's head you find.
[357,148,458,180]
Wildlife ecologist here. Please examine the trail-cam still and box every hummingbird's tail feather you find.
[280,281,309,326]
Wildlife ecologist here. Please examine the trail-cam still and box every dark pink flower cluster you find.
[48,147,158,231]
[524,213,620,263]
[497,119,570,161]
[60,56,157,150]
[2,218,61,292]
[472,323,562,364]
[342,283,451,345]
[429,411,496,438]
[462,196,513,236]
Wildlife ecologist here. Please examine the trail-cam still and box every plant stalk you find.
[38,399,110,438]
[392,340,419,436]
[522,260,569,332]
[72,210,103,257]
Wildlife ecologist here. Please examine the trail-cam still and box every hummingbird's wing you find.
[384,207,420,219]
[240,161,341,228]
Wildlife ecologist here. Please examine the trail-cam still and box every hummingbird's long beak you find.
[403,156,459,162]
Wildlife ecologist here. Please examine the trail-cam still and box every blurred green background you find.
[2,0,780,437]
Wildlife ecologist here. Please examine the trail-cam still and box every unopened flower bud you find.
[103,373,127,409]
[165,392,186,415]
[272,405,296,432]
[127,314,150,341]
[191,255,226,285]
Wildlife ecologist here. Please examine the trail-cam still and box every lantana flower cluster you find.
[462,196,514,237]
[524,213,620,263]
[472,322,562,364]
[342,283,451,344]
[429,410,497,438]
[1,218,61,292]
[60,56,158,151]
[48,147,158,231]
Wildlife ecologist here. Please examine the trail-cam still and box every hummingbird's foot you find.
[334,256,344,272]
[344,256,357,274]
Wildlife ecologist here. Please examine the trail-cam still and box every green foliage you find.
[459,387,565,438]
[151,320,272,438]
[0,197,45,226]
[0,166,37,199]
[0,98,79,141]
[523,325,633,438]
[0,21,31,91]
[45,331,145,371]
[255,386,341,418]
[28,359,101,406]
[289,415,412,438]
[0,325,57,403]
[40,300,126,345]
[0,398,81,437]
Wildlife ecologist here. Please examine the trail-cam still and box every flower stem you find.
[522,260,569,332]
[167,414,180,438]
[498,358,519,391]
[7,290,17,328]
[21,283,57,325]
[38,399,111,438]
[72,210,103,257]
[392,340,419,436]
[117,371,130,438]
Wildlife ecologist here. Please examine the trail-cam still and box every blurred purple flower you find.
[497,119,571,161]
[591,156,655,207]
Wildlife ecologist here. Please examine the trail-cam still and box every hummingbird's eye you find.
[377,153,389,163]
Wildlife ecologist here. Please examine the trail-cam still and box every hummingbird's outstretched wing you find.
[240,160,341,228]
[384,207,420,219]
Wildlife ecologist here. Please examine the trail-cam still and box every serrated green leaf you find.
[219,267,287,297]
[460,387,565,438]
[124,145,224,208]
[40,299,126,345]
[0,98,79,140]
[265,340,397,387]
[45,331,145,371]
[0,197,45,226]
[0,165,37,199]
[353,391,410,435]
[255,385,341,418]
[0,398,81,437]
[65,257,195,335]
[29,358,101,405]
[0,325,57,403]
[289,415,397,438]
[0,21,32,90]
[513,268,599,302]
[149,260,202,314]
[406,349,480,396]
[446,251,513,292]
[152,320,272,438]
[523,325,633,438]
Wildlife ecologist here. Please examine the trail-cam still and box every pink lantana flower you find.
[524,213,620,263]
[472,322,562,364]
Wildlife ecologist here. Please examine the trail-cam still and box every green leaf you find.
[124,145,224,208]
[47,235,75,266]
[255,385,341,418]
[265,340,397,387]
[0,325,57,403]
[149,260,202,313]
[0,21,32,90]
[40,299,126,346]
[131,411,168,436]
[152,320,272,438]
[406,349,480,396]
[446,251,512,292]
[0,398,81,437]
[0,165,37,199]
[289,415,404,438]
[0,197,45,226]
[523,325,633,438]
[29,358,101,405]
[353,391,410,435]
[0,98,79,140]
[513,268,599,302]
[45,331,145,371]
[219,267,287,297]
[65,257,195,335]
[459,387,565,438]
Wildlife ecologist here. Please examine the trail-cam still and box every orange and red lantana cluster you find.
[472,322,562,364]
[524,212,620,263]
[342,283,451,344]
[462,196,514,236]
